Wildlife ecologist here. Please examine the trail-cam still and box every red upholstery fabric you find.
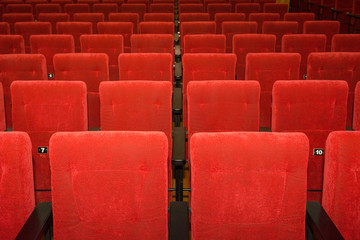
[214,13,245,34]
[204,0,226,8]
[35,4,61,18]
[190,132,308,239]
[14,22,51,53]
[182,53,236,127]
[233,34,275,80]
[284,12,315,33]
[178,4,204,13]
[98,22,133,53]
[303,20,340,51]
[38,13,69,34]
[331,34,360,52]
[51,0,73,11]
[50,131,168,239]
[73,13,104,34]
[93,3,118,21]
[30,34,75,79]
[322,131,360,239]
[53,53,109,129]
[272,80,348,201]
[118,53,173,81]
[0,35,25,54]
[150,3,173,13]
[223,22,258,53]
[184,34,226,53]
[354,82,360,130]
[56,22,92,52]
[207,3,232,20]
[63,4,90,20]
[282,34,326,79]
[77,0,100,8]
[264,3,288,19]
[127,0,150,10]
[235,3,260,20]
[102,0,124,7]
[179,13,209,22]
[230,0,252,12]
[262,21,298,52]
[180,21,216,50]
[249,13,280,33]
[121,3,146,21]
[108,12,139,34]
[0,22,10,34]
[0,54,47,128]
[0,84,5,131]
[5,4,33,14]
[154,0,174,2]
[179,0,201,3]
[187,80,260,139]
[245,53,300,127]
[139,21,174,34]
[307,52,360,127]
[0,132,34,240]
[2,13,34,34]
[144,13,174,22]
[254,0,276,11]
[81,34,124,81]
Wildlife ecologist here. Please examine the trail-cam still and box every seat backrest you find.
[121,3,146,21]
[97,22,133,53]
[253,0,276,11]
[230,0,252,12]
[303,20,340,51]
[0,22,10,34]
[6,3,33,13]
[63,3,90,20]
[150,3,173,13]
[144,13,174,21]
[56,21,92,51]
[50,131,168,239]
[139,21,174,34]
[35,3,61,18]
[235,3,260,20]
[263,3,288,19]
[0,35,25,54]
[222,21,258,53]
[203,0,226,9]
[179,12,209,22]
[180,21,216,49]
[14,22,52,52]
[73,13,104,33]
[2,13,34,34]
[262,21,298,52]
[331,34,360,52]
[183,34,226,53]
[354,82,360,130]
[249,13,280,33]
[108,12,139,33]
[178,3,204,13]
[190,131,308,239]
[207,3,232,20]
[214,13,245,34]
[92,3,118,21]
[0,132,34,240]
[284,12,315,33]
[37,13,69,34]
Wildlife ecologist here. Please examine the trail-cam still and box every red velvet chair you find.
[253,0,276,11]
[2,13,34,34]
[180,21,216,50]
[182,53,236,127]
[235,3,261,20]
[127,0,150,10]
[223,22,258,53]
[284,12,315,33]
[30,35,75,79]
[35,4,61,19]
[282,34,326,79]
[303,20,340,51]
[190,131,308,239]
[51,0,73,11]
[203,0,226,9]
[73,13,104,34]
[249,13,280,33]
[92,3,118,21]
[144,13,174,22]
[77,0,100,9]
[183,34,226,53]
[25,0,48,11]
[230,0,252,12]
[272,80,348,201]
[262,21,298,52]
[97,22,133,53]
[81,34,124,81]
[5,4,33,14]
[0,132,34,240]
[0,84,5,131]
[0,22,10,34]
[53,53,109,129]
[108,12,139,34]
[0,54,47,128]
[179,13,210,22]
[354,82,360,130]
[331,34,360,52]
[307,52,360,128]
[214,13,245,34]
[207,3,232,21]
[102,0,124,8]
[233,34,275,80]
[245,53,300,128]
[178,4,204,13]
[11,81,87,203]
[38,13,69,34]
[0,35,25,54]
[63,3,90,20]
[150,3,173,13]
[179,0,201,3]
[139,22,174,34]
[121,3,146,21]
[14,22,51,53]
[56,22,92,52]
[50,131,168,239]
[263,3,288,19]
[118,53,173,82]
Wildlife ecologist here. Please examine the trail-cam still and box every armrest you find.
[306,201,344,240]
[174,62,182,81]
[172,126,186,166]
[173,88,182,127]
[169,202,189,240]
[16,202,53,240]
[347,12,360,19]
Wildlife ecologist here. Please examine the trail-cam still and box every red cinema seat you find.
[127,0,150,10]
[53,53,109,129]
[179,0,201,3]
[235,3,260,20]
[51,0,73,11]
[203,0,226,10]
[331,34,360,52]
[97,22,133,53]
[180,21,216,50]
[214,13,245,34]
[183,34,226,53]
[14,22,51,53]
[264,3,288,19]
[150,3,173,13]
[38,13,70,34]
[1,0,23,5]
[0,132,34,240]
[262,21,298,52]
[223,22,258,53]
[139,22,174,34]
[154,0,174,3]
[272,80,348,201]
[0,84,5,131]
[108,12,139,34]
[190,131,308,239]
[5,4,33,14]
[307,52,360,128]
[179,13,210,22]
[81,34,124,81]
[56,22,92,52]
[35,4,61,19]
[102,0,124,7]
[2,13,34,34]
[0,35,25,54]
[182,53,236,126]
[253,0,276,11]
[284,12,315,33]
[30,35,75,79]
[144,13,174,22]
[25,0,48,11]
[178,4,204,13]
[0,54,47,128]
[245,53,300,128]
[207,3,232,21]
[233,34,275,79]
[92,3,118,21]
[77,0,100,9]
[63,3,90,21]
[73,13,104,34]
[249,13,280,33]
[187,81,260,138]
[354,82,360,130]
[11,81,88,203]
[121,3,146,21]
[303,20,340,51]
[50,131,168,239]
[118,53,173,82]
[0,22,10,34]
[282,34,326,79]
[230,0,252,12]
